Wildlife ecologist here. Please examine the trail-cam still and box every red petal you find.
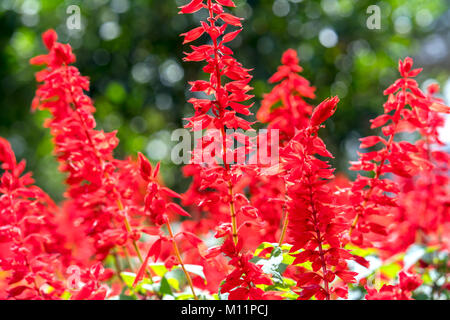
[132,239,162,287]
[359,136,386,149]
[138,152,152,181]
[167,202,191,217]
[42,29,57,50]
[221,29,242,44]
[430,102,450,114]
[218,13,243,26]
[370,114,390,128]
[216,0,236,7]
[160,187,182,199]
[310,96,339,127]
[181,231,203,247]
[153,162,160,178]
[179,0,204,14]
[180,26,205,44]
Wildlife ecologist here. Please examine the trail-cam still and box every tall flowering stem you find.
[378,84,450,255]
[281,97,367,300]
[348,57,450,246]
[256,49,316,246]
[30,30,146,266]
[257,48,316,144]
[180,0,255,245]
[0,138,65,299]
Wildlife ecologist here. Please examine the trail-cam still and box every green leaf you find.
[148,263,169,277]
[174,293,195,300]
[380,262,402,279]
[282,251,295,265]
[121,271,156,294]
[60,291,71,300]
[167,277,180,291]
[159,276,173,296]
[120,271,137,288]
[345,244,378,257]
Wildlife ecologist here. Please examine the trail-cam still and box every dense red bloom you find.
[348,57,450,247]
[1,3,447,299]
[207,224,272,300]
[379,84,450,256]
[181,1,255,133]
[179,0,258,230]
[179,0,273,298]
[133,153,200,298]
[30,30,144,260]
[280,97,367,300]
[365,271,422,300]
[0,138,69,299]
[240,49,318,248]
[257,49,315,143]
[0,138,108,300]
[70,263,112,300]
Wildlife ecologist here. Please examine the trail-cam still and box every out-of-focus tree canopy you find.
[0,0,449,200]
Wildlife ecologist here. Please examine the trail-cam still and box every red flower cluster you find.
[0,138,112,300]
[379,84,450,256]
[0,138,66,299]
[365,271,422,300]
[257,49,315,143]
[30,30,144,261]
[280,98,367,300]
[179,0,267,296]
[207,225,272,300]
[0,1,448,301]
[348,57,449,247]
[133,153,199,299]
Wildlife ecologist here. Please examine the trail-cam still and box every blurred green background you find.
[0,0,449,201]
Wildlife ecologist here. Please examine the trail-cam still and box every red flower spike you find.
[257,49,315,144]
[348,56,450,248]
[180,0,266,299]
[279,97,365,300]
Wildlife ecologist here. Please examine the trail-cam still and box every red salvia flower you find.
[133,152,199,299]
[257,49,316,144]
[365,271,422,300]
[348,57,450,247]
[30,30,144,261]
[179,0,272,298]
[378,84,450,256]
[0,138,69,299]
[281,97,367,300]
